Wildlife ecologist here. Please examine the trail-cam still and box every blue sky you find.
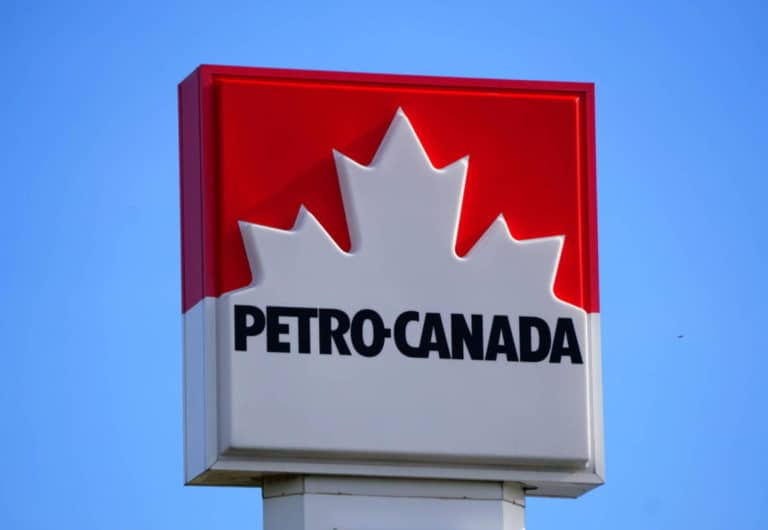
[1,1,766,529]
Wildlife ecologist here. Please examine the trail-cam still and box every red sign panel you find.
[180,65,598,314]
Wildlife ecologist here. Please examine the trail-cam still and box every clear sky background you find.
[1,1,766,529]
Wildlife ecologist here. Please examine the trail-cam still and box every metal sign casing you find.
[179,65,603,497]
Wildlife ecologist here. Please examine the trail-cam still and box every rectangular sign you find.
[180,65,603,497]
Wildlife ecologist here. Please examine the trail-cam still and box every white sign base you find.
[263,476,525,530]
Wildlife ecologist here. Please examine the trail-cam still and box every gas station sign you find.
[180,65,603,497]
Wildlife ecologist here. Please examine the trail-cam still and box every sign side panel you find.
[588,313,605,481]
[180,71,219,481]
[183,301,206,481]
[583,88,603,480]
[180,71,204,312]
[583,86,600,312]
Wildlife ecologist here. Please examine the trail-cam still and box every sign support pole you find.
[263,476,526,530]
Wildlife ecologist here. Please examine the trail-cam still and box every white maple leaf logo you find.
[236,108,584,331]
